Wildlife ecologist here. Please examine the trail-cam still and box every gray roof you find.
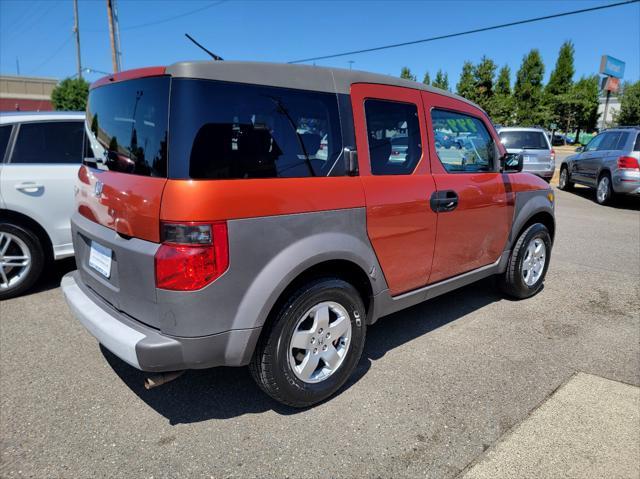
[166,61,480,110]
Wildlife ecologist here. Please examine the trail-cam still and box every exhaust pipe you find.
[144,370,185,390]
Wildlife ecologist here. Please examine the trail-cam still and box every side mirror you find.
[575,145,584,153]
[501,153,523,173]
[343,147,359,176]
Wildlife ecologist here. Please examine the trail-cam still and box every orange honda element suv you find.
[62,62,555,407]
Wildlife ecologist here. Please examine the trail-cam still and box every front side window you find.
[584,134,603,152]
[170,79,343,179]
[499,130,549,150]
[0,125,11,162]
[11,121,84,164]
[364,99,421,175]
[431,109,494,173]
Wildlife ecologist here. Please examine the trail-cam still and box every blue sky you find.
[1,0,638,88]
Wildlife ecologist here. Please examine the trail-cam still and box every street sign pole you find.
[601,89,611,130]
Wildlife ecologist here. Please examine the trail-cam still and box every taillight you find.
[550,149,556,162]
[617,156,640,170]
[155,222,229,291]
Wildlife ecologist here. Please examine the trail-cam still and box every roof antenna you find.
[185,33,223,61]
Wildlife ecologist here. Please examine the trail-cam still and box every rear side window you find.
[598,132,622,151]
[0,125,11,162]
[615,132,630,150]
[11,121,84,164]
[364,99,421,175]
[499,130,549,150]
[431,109,494,173]
[170,79,343,179]
[86,77,169,177]
[634,134,640,152]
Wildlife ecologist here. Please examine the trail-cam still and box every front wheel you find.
[250,278,366,407]
[558,166,573,191]
[501,223,551,299]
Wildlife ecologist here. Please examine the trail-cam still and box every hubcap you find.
[288,301,352,384]
[0,233,32,290]
[597,177,610,203]
[521,238,546,287]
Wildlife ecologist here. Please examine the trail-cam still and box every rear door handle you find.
[15,182,44,193]
[430,190,459,213]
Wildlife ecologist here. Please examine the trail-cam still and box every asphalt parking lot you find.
[1,177,639,478]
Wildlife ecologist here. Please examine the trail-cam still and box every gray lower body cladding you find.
[67,207,386,370]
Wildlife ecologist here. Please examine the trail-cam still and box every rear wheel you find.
[501,223,551,299]
[0,223,45,300]
[250,278,366,408]
[558,165,573,191]
[596,172,613,205]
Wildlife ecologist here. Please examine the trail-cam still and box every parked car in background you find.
[558,126,640,205]
[551,133,574,146]
[0,111,86,299]
[61,62,555,407]
[498,127,555,182]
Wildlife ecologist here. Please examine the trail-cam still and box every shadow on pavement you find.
[559,185,639,211]
[27,257,76,296]
[103,278,501,424]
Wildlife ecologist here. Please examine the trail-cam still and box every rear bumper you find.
[612,170,640,195]
[61,271,261,372]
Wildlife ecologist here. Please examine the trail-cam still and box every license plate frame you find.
[89,241,112,278]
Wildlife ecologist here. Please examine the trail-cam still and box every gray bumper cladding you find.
[61,272,145,369]
[61,271,262,372]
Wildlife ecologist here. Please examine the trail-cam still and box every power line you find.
[27,33,73,75]
[288,0,640,64]
[121,0,227,31]
[85,0,228,32]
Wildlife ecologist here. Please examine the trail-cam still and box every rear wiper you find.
[264,95,315,177]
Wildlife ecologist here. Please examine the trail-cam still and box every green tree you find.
[615,81,640,125]
[51,77,89,111]
[432,69,449,90]
[456,61,475,101]
[514,49,546,126]
[473,56,497,112]
[572,75,599,141]
[400,67,417,82]
[422,71,431,85]
[545,41,575,130]
[490,65,514,125]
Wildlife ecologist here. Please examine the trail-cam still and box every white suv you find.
[0,111,85,299]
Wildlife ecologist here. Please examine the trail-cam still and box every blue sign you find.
[600,55,625,79]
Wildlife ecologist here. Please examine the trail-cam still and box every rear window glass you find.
[499,130,549,150]
[86,77,169,177]
[11,121,84,164]
[169,79,343,179]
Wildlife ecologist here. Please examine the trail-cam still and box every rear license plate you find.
[89,241,112,278]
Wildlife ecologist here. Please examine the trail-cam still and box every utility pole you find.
[73,0,82,79]
[106,0,120,73]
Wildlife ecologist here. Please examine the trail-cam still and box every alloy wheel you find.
[0,232,32,291]
[521,237,546,287]
[597,176,610,204]
[288,301,352,384]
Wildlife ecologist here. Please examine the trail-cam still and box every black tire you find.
[501,223,551,299]
[249,278,366,408]
[558,165,573,191]
[0,222,45,300]
[595,172,614,205]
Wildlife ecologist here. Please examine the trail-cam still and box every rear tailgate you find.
[74,75,169,329]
